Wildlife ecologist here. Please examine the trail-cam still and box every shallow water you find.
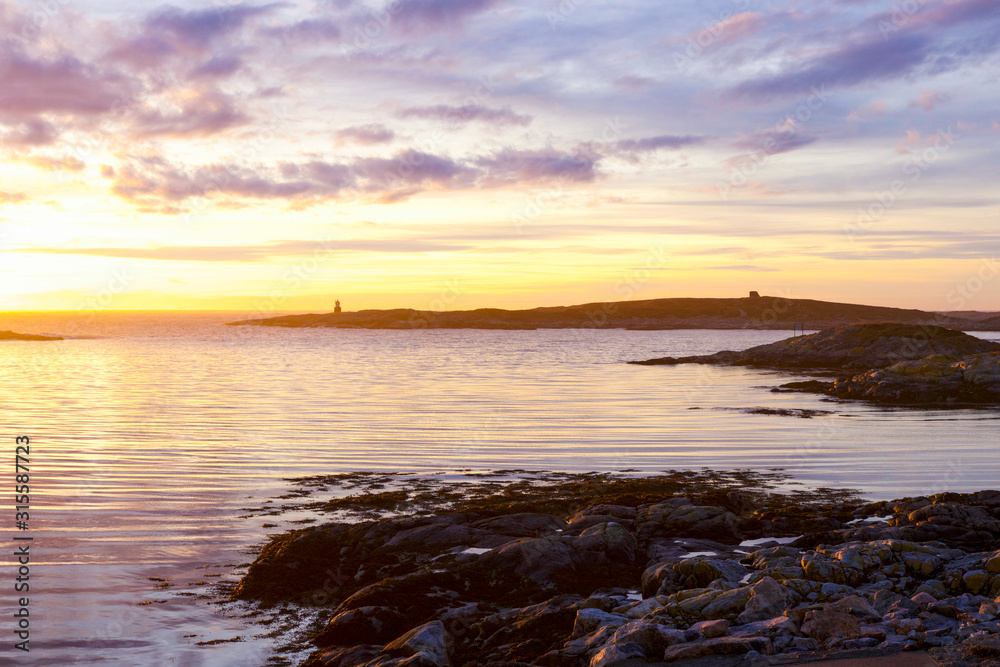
[1,312,998,665]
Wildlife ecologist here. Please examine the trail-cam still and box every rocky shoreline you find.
[231,472,1000,666]
[633,324,1000,407]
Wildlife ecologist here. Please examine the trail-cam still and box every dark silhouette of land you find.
[0,330,63,341]
[227,295,1000,330]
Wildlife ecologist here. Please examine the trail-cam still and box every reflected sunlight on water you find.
[0,312,998,664]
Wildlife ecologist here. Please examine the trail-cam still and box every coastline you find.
[231,471,1000,666]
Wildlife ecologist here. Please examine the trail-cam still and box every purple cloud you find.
[190,55,243,79]
[2,118,58,146]
[0,54,127,117]
[144,4,277,50]
[393,0,500,30]
[132,92,249,137]
[614,135,703,152]
[399,105,532,126]
[727,33,931,101]
[335,124,396,145]
[732,121,817,156]
[475,149,597,187]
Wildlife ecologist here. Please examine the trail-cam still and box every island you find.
[227,295,1000,331]
[0,330,64,341]
[631,323,1000,407]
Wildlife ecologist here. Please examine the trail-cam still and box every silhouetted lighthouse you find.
[334,300,342,314]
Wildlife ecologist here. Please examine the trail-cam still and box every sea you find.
[1,311,998,665]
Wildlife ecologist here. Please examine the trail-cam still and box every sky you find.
[0,0,998,314]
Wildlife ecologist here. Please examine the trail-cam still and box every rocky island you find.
[227,296,1000,331]
[232,471,1000,667]
[0,329,63,341]
[632,323,1000,407]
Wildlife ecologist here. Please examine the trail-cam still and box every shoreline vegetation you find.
[632,323,1000,407]
[226,295,1000,331]
[231,470,1000,666]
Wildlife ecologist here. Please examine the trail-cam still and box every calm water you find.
[1,312,999,665]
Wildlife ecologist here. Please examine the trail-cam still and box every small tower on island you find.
[334,300,342,314]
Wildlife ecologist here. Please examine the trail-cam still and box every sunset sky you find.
[1,0,998,313]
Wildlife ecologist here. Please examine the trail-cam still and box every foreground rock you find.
[0,330,63,341]
[234,477,1000,666]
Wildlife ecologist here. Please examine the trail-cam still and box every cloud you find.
[335,124,396,145]
[0,54,128,117]
[474,149,597,187]
[392,0,500,30]
[132,91,249,137]
[263,19,342,42]
[731,120,817,156]
[847,101,886,121]
[614,135,703,153]
[726,33,931,101]
[704,264,778,272]
[398,104,532,126]
[190,55,243,79]
[143,4,277,50]
[13,239,472,261]
[687,12,765,50]
[2,119,58,146]
[110,144,601,211]
[0,191,27,204]
[911,90,948,111]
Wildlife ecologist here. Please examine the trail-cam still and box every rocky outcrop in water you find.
[634,323,1000,407]
[631,324,1000,371]
[235,479,1000,666]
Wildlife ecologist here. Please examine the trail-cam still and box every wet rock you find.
[728,616,797,638]
[573,609,628,637]
[588,642,646,667]
[473,513,569,537]
[635,503,741,544]
[662,636,772,661]
[313,605,408,647]
[610,621,684,654]
[383,621,451,667]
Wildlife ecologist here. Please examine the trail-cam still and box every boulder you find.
[383,621,451,667]
[736,577,795,624]
[662,636,772,661]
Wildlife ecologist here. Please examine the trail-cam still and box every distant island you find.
[0,330,63,341]
[227,294,1000,331]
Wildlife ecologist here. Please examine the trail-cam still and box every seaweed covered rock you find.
[831,351,1000,405]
